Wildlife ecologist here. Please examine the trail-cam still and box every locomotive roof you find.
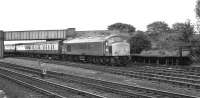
[63,34,128,44]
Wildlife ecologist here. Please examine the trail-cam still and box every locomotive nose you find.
[111,42,130,56]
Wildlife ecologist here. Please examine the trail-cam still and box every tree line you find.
[107,21,195,54]
[106,0,200,55]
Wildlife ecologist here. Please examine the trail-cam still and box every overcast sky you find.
[0,0,197,31]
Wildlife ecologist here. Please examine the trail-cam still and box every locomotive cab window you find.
[107,37,123,44]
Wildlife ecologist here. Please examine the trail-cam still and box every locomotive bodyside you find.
[62,37,105,56]
[62,42,105,56]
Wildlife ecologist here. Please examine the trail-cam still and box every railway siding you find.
[0,57,200,97]
[0,67,109,98]
[0,61,198,98]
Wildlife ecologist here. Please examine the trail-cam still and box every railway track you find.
[9,57,200,90]
[15,57,200,90]
[29,58,200,88]
[134,65,200,76]
[120,65,200,85]
[0,63,150,98]
[0,67,108,98]
[0,62,198,98]
[133,66,200,80]
[104,67,200,89]
[16,57,200,75]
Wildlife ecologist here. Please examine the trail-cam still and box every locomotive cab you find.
[105,35,130,56]
[111,42,130,56]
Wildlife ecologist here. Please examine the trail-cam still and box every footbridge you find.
[0,28,76,58]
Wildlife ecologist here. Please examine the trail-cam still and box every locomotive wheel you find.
[65,56,69,61]
[96,57,100,64]
[68,56,73,61]
[73,56,76,62]
[95,57,99,64]
[92,57,96,64]
[99,58,104,65]
[87,56,92,63]
[61,55,66,61]
[84,56,88,63]
[103,57,110,65]
[119,56,130,66]
[89,57,93,63]
[75,56,80,62]
[110,58,116,66]
[102,57,106,65]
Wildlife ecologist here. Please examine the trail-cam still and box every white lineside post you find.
[0,31,4,58]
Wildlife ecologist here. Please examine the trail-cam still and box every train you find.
[4,33,192,66]
[4,34,131,66]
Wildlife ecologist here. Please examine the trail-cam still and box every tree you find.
[172,23,185,33]
[195,0,200,33]
[196,0,200,18]
[182,21,195,43]
[108,23,136,34]
[147,21,171,41]
[172,21,195,43]
[130,31,151,54]
[147,21,171,34]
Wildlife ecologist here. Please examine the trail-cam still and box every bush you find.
[130,32,151,54]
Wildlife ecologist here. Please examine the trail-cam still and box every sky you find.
[0,0,197,32]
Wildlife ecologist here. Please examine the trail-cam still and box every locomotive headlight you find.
[106,48,109,52]
[105,41,108,46]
